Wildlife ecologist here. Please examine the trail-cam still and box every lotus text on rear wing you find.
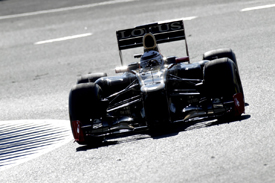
[117,21,183,40]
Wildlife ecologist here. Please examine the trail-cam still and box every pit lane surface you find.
[0,0,275,182]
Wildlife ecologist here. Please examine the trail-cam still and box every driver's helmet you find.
[140,50,163,68]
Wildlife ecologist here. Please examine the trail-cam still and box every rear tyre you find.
[203,58,244,117]
[77,73,107,84]
[69,83,105,145]
[203,48,238,70]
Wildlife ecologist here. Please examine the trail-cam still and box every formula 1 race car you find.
[69,20,245,145]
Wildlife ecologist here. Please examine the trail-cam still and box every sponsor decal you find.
[72,120,85,142]
[117,21,183,40]
[234,97,240,107]
[233,93,245,116]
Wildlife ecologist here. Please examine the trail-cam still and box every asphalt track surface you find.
[0,0,275,182]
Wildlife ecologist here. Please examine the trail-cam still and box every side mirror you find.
[128,62,140,70]
[166,56,177,64]
[115,66,128,73]
[115,62,140,73]
[134,54,142,59]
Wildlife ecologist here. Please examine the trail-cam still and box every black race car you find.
[69,20,245,145]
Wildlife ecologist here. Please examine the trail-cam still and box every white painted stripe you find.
[241,4,275,11]
[182,16,198,21]
[0,120,72,171]
[159,16,197,23]
[35,33,92,45]
[0,0,135,20]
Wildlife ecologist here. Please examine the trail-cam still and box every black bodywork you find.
[69,20,245,145]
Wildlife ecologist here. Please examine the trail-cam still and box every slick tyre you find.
[69,83,105,145]
[77,73,107,84]
[203,58,244,117]
[203,58,242,98]
[203,48,244,96]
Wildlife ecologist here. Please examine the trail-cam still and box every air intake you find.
[143,33,158,51]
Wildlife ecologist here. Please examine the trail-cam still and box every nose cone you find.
[141,82,165,93]
[143,33,158,51]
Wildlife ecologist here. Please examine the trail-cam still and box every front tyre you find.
[69,83,105,145]
[203,58,245,117]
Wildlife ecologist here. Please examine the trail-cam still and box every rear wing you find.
[116,20,189,65]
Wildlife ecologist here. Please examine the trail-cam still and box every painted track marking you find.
[159,16,197,23]
[0,120,72,171]
[0,0,135,20]
[35,33,93,45]
[241,4,275,11]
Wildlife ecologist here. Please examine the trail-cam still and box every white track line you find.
[241,4,275,11]
[182,16,197,21]
[0,120,72,171]
[159,16,197,23]
[0,0,135,20]
[35,33,92,45]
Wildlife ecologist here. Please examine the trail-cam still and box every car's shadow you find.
[151,114,251,139]
[76,112,251,151]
